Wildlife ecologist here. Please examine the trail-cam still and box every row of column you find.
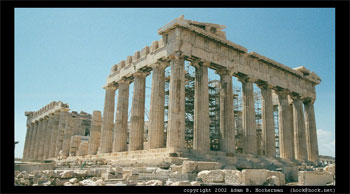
[23,111,90,161]
[97,54,319,163]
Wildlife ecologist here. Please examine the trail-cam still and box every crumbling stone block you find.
[197,170,224,183]
[298,171,333,186]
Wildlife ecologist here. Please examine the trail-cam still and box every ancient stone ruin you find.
[17,16,335,187]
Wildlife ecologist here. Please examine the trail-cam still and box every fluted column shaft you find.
[99,86,117,153]
[277,91,294,159]
[62,114,74,157]
[258,83,276,157]
[304,100,319,163]
[193,62,210,151]
[48,114,60,158]
[29,122,39,159]
[292,96,308,161]
[129,72,147,151]
[43,115,55,159]
[89,111,102,155]
[149,63,167,149]
[37,118,48,160]
[218,70,235,153]
[22,123,33,160]
[240,77,257,154]
[113,80,130,152]
[33,120,43,159]
[55,112,68,157]
[167,55,185,150]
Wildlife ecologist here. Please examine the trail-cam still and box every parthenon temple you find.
[19,16,329,186]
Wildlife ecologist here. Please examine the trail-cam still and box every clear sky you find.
[15,8,335,158]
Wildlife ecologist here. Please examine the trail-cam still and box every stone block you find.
[141,46,150,58]
[223,170,242,185]
[266,171,285,185]
[298,171,333,186]
[145,180,163,186]
[241,169,268,185]
[170,164,182,172]
[282,166,298,182]
[197,170,225,183]
[197,162,220,171]
[61,170,74,178]
[170,181,192,186]
[265,175,280,186]
[182,161,198,174]
[323,164,335,175]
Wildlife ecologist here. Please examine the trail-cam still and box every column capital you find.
[191,59,210,69]
[150,60,168,70]
[237,75,256,83]
[117,78,132,85]
[133,71,150,78]
[274,87,290,95]
[104,84,118,91]
[215,68,234,76]
[289,92,302,101]
[255,80,273,89]
[302,97,315,104]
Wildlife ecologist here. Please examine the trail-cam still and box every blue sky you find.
[15,8,335,158]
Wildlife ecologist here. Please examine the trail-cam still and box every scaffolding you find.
[162,64,280,156]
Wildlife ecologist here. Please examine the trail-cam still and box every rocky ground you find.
[14,158,335,186]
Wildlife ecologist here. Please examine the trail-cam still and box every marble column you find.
[43,115,55,159]
[29,122,39,159]
[304,99,319,163]
[276,90,294,159]
[22,123,33,160]
[218,69,235,153]
[62,113,74,157]
[48,114,60,158]
[112,80,130,152]
[55,111,68,157]
[239,77,257,154]
[193,61,210,151]
[291,95,308,161]
[37,118,48,160]
[148,62,167,149]
[33,120,43,159]
[89,111,102,155]
[257,82,276,157]
[129,72,148,151]
[167,54,186,150]
[99,85,117,153]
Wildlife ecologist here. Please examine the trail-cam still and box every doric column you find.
[239,76,257,154]
[62,113,74,157]
[193,60,210,151]
[217,69,235,153]
[276,89,294,159]
[113,80,131,152]
[37,118,48,160]
[33,120,43,159]
[43,115,55,159]
[48,114,60,158]
[291,94,308,161]
[22,122,33,160]
[304,98,319,163]
[129,72,148,151]
[55,111,68,157]
[89,111,102,155]
[99,85,117,153]
[29,122,39,159]
[167,54,185,150]
[148,62,167,149]
[257,82,276,157]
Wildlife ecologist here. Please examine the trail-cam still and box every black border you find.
[1,1,349,194]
